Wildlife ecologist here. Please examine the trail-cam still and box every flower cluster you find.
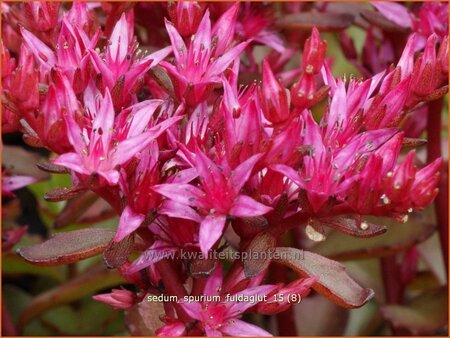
[3,2,447,336]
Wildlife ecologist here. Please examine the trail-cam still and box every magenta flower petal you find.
[227,285,277,315]
[111,116,181,166]
[63,113,86,155]
[164,18,187,65]
[119,100,162,138]
[372,2,413,28]
[156,321,186,337]
[20,27,56,70]
[2,175,37,194]
[231,154,263,193]
[53,153,89,176]
[270,164,303,188]
[92,89,115,148]
[397,34,416,79]
[146,46,173,68]
[170,168,198,184]
[179,301,203,321]
[128,240,178,273]
[192,10,212,52]
[111,133,154,166]
[203,262,223,297]
[159,200,202,222]
[108,13,131,64]
[99,169,121,185]
[153,183,207,208]
[115,206,145,242]
[207,40,250,77]
[229,195,272,218]
[211,3,239,56]
[88,49,115,88]
[199,214,227,255]
[205,327,223,337]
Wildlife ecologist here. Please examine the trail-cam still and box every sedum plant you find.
[2,1,448,336]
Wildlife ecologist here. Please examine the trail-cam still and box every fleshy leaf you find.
[243,232,276,278]
[402,137,427,148]
[273,247,374,308]
[311,217,387,238]
[37,160,71,174]
[313,218,435,260]
[44,186,87,202]
[17,228,115,266]
[103,234,135,269]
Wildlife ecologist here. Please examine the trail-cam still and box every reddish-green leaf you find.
[36,161,70,174]
[44,186,87,202]
[313,219,435,260]
[402,137,427,148]
[312,217,386,238]
[17,228,115,266]
[103,235,135,269]
[243,232,276,278]
[148,65,175,98]
[273,247,374,308]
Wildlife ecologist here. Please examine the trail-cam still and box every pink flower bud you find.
[1,42,16,78]
[23,2,61,32]
[167,1,206,37]
[259,59,290,124]
[92,289,136,309]
[291,73,329,110]
[302,27,327,75]
[412,34,440,97]
[8,45,39,111]
[410,158,442,209]
[438,36,448,74]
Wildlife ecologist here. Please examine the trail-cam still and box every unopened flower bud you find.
[92,288,136,309]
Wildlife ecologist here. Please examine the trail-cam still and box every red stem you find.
[271,262,297,336]
[426,98,448,272]
[2,302,18,336]
[155,259,191,322]
[380,255,408,335]
[93,186,123,214]
[191,277,207,296]
[380,256,404,304]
